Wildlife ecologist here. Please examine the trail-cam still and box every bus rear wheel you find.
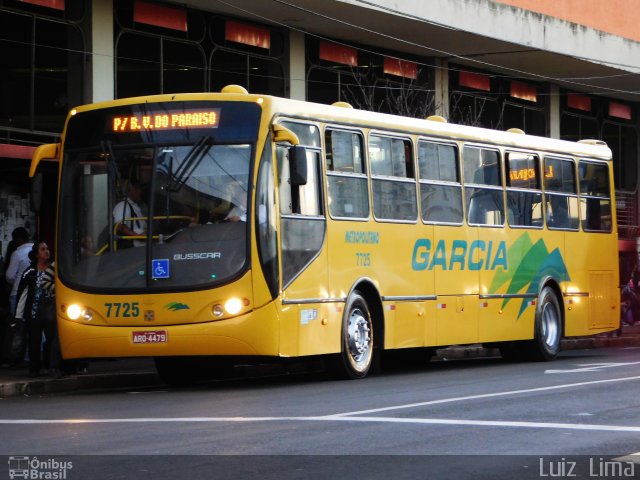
[501,286,562,362]
[333,291,374,379]
[530,286,562,361]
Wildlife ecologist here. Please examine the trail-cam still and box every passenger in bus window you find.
[224,183,247,222]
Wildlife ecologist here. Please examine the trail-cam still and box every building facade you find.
[1,0,639,272]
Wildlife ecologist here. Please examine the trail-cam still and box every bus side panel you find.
[477,226,515,343]
[435,295,478,346]
[478,297,535,343]
[387,301,425,349]
[327,221,433,351]
[588,271,617,330]
[279,247,343,357]
[433,225,478,345]
[563,231,619,336]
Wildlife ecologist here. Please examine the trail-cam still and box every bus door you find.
[275,122,330,356]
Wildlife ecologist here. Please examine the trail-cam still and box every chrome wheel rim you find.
[346,308,372,372]
[541,301,560,349]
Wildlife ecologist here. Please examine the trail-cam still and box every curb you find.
[436,335,640,360]
[0,372,160,398]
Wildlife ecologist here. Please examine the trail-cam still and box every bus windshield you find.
[58,101,260,291]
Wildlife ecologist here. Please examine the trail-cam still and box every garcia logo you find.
[8,456,73,479]
[164,302,190,311]
[411,239,507,271]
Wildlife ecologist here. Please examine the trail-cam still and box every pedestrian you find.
[5,227,33,315]
[632,262,640,297]
[15,241,61,378]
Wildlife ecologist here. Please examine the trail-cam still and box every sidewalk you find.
[2,325,640,398]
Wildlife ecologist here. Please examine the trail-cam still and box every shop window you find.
[210,50,284,96]
[0,10,84,133]
[450,93,500,129]
[560,113,599,143]
[0,11,32,130]
[162,39,206,94]
[34,18,85,131]
[602,122,637,192]
[501,102,546,136]
[116,32,205,97]
[116,33,161,97]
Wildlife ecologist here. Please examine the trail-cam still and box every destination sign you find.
[111,109,220,132]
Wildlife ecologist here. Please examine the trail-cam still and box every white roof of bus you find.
[71,90,612,161]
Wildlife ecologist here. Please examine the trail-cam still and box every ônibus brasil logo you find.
[7,456,73,479]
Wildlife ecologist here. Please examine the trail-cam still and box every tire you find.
[500,287,562,362]
[530,286,562,361]
[333,292,375,379]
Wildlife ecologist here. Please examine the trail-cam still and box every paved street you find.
[2,347,640,479]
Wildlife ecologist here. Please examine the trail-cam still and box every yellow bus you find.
[31,85,619,383]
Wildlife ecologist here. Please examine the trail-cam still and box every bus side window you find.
[463,146,504,226]
[579,159,612,232]
[325,129,369,219]
[369,134,417,222]
[418,140,463,224]
[505,152,542,228]
[544,156,579,230]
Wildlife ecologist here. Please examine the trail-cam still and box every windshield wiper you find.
[169,135,212,192]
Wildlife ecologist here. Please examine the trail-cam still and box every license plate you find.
[132,330,167,344]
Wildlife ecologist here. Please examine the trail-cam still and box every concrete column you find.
[91,0,114,103]
[434,58,449,120]
[288,30,306,101]
[548,84,561,139]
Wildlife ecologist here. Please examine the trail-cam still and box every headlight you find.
[224,298,243,315]
[66,304,92,321]
[66,304,83,320]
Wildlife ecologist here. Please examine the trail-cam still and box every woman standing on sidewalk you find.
[15,241,60,378]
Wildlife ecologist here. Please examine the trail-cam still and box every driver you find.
[113,180,147,247]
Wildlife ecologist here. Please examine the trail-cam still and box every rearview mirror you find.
[31,172,43,213]
[289,145,307,186]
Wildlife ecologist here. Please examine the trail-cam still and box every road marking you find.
[545,361,640,374]
[2,415,640,434]
[333,375,640,417]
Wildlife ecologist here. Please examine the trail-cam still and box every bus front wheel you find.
[334,291,374,379]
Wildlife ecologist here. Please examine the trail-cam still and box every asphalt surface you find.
[1,324,639,398]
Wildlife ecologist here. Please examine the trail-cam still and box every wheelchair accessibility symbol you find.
[152,259,170,279]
